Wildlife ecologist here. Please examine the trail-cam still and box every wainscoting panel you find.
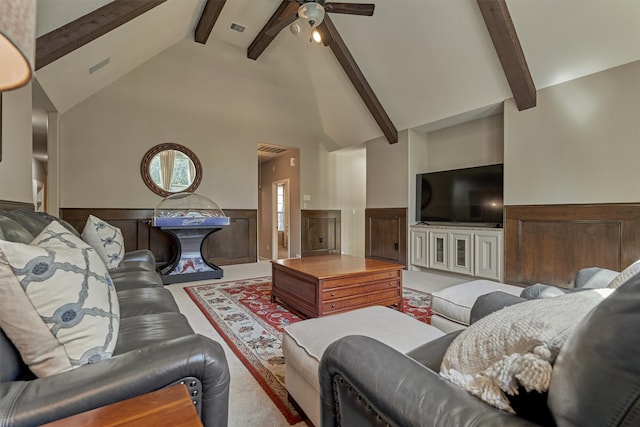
[203,210,257,265]
[301,210,341,257]
[60,208,257,266]
[505,204,640,286]
[365,208,407,267]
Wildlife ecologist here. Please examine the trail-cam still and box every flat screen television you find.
[416,164,504,226]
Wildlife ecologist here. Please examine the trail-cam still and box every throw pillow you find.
[81,214,125,269]
[439,289,613,413]
[0,221,119,377]
[607,259,640,289]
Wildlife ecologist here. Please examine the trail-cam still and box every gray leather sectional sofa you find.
[0,209,230,427]
[319,267,640,426]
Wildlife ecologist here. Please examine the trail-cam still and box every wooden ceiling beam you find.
[247,1,299,60]
[477,0,536,110]
[317,15,398,144]
[36,0,167,70]
[194,0,227,44]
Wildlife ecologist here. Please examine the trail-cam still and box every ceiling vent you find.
[258,144,288,155]
[229,22,246,33]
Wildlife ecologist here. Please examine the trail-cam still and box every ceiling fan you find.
[266,0,375,38]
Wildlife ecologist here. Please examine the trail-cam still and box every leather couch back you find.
[548,271,640,426]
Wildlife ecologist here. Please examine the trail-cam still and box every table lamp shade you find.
[0,0,36,91]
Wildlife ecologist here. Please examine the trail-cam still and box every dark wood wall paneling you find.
[505,204,640,287]
[365,208,407,267]
[60,208,257,266]
[301,210,341,257]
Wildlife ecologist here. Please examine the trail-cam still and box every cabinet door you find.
[474,231,503,281]
[410,229,428,267]
[429,231,449,271]
[450,231,474,276]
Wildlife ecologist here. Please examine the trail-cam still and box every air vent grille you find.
[229,22,246,33]
[258,144,288,154]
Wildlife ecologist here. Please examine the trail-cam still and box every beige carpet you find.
[166,262,467,427]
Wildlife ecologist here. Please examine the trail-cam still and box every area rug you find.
[184,277,432,424]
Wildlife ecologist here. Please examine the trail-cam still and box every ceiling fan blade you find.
[265,12,299,37]
[325,2,375,16]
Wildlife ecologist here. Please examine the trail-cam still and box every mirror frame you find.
[140,143,203,197]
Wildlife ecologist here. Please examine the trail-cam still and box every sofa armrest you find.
[405,331,462,371]
[1,334,229,427]
[319,335,537,427]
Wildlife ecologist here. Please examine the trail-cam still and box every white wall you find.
[333,145,366,257]
[426,114,504,172]
[0,85,33,204]
[505,60,640,205]
[58,38,333,211]
[366,130,409,208]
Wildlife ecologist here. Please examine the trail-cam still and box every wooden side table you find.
[41,384,202,427]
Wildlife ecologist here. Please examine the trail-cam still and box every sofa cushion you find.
[440,288,612,414]
[0,214,34,243]
[430,280,522,326]
[574,266,619,288]
[548,269,640,426]
[81,215,125,269]
[0,221,119,377]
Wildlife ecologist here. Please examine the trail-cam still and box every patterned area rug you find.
[184,277,432,424]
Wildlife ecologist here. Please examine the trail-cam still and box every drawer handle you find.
[331,304,336,308]
[330,292,335,297]
[388,272,393,277]
[389,282,394,286]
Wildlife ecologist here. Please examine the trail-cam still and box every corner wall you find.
[0,85,33,205]
[505,60,640,205]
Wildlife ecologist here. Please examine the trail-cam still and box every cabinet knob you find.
[389,282,394,286]
[331,304,336,308]
[330,292,335,297]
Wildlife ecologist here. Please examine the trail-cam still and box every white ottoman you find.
[283,306,444,427]
[430,279,523,332]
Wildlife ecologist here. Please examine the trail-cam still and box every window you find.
[277,184,285,231]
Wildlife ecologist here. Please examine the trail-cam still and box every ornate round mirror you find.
[140,143,203,197]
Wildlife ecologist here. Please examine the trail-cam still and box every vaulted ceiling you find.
[34,0,640,150]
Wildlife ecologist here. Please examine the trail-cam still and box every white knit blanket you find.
[440,289,613,413]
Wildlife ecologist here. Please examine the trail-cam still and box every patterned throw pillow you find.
[439,289,612,414]
[81,215,124,269]
[0,221,119,377]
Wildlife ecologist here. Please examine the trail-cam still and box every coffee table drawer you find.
[323,270,400,289]
[323,279,400,300]
[322,289,401,314]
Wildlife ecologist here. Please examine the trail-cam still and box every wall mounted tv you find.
[416,164,504,227]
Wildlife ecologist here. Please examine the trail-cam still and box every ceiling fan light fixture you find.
[298,2,325,29]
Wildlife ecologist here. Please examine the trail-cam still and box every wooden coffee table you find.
[271,254,403,318]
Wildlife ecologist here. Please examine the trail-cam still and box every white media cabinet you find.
[410,224,503,282]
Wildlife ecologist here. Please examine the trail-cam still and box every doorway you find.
[257,143,301,261]
[273,179,290,259]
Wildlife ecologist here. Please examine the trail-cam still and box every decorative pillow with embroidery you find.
[0,221,119,377]
[81,215,124,269]
[439,289,613,414]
